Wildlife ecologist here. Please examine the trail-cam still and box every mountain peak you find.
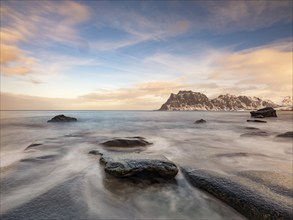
[159,91,278,111]
[281,96,292,106]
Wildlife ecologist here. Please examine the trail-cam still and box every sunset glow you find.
[1,1,292,110]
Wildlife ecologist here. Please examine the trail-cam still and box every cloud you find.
[0,28,25,44]
[1,1,92,77]
[197,1,292,33]
[0,43,37,76]
[2,1,92,45]
[206,40,292,101]
[90,0,292,45]
[1,81,191,110]
[0,92,77,110]
[80,81,190,103]
[142,39,292,102]
[1,66,32,76]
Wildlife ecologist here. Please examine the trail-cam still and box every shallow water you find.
[1,110,292,219]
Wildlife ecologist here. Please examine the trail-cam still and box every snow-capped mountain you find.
[159,91,278,111]
[275,96,293,111]
[281,96,292,107]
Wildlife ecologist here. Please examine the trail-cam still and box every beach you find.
[0,110,292,219]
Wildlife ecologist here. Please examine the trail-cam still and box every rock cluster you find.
[90,137,178,179]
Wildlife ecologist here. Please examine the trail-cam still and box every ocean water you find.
[0,110,292,219]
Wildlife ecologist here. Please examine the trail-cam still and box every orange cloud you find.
[1,1,91,76]
[57,1,91,24]
[0,92,78,110]
[0,80,192,110]
[0,43,37,76]
[0,29,25,43]
[81,81,189,100]
[208,41,292,101]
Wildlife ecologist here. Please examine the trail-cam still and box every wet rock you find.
[20,155,58,162]
[100,152,178,179]
[250,107,277,118]
[47,115,77,123]
[24,143,42,150]
[182,168,292,220]
[247,119,267,123]
[238,170,293,197]
[215,152,265,158]
[88,150,102,155]
[276,131,293,138]
[101,137,152,148]
[254,115,264,118]
[244,127,260,130]
[194,119,206,124]
[240,131,269,137]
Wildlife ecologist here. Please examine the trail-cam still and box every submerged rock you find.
[215,152,265,158]
[240,131,269,137]
[250,107,277,118]
[276,131,293,138]
[194,119,206,124]
[247,119,267,123]
[182,168,292,220]
[47,115,77,123]
[99,152,178,179]
[88,150,102,155]
[24,143,42,150]
[244,127,260,130]
[101,137,152,151]
[20,155,58,162]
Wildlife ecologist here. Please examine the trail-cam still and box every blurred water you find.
[0,110,292,219]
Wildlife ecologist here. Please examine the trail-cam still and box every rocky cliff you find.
[159,91,278,111]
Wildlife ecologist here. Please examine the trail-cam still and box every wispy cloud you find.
[0,92,77,110]
[80,80,191,108]
[208,40,292,99]
[196,1,292,33]
[0,1,92,77]
[1,1,292,109]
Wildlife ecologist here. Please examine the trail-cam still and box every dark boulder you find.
[250,107,277,118]
[100,152,178,179]
[47,115,77,123]
[101,137,152,148]
[240,131,269,137]
[88,150,102,155]
[254,115,264,118]
[182,168,292,220]
[247,120,267,123]
[194,119,206,124]
[276,131,293,138]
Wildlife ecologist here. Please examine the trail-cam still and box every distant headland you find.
[159,90,292,111]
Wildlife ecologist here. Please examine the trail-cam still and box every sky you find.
[0,0,292,110]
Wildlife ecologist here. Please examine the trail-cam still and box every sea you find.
[0,110,292,219]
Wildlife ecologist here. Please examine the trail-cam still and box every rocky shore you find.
[1,112,292,219]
